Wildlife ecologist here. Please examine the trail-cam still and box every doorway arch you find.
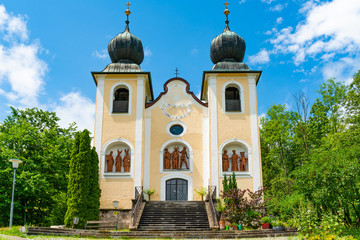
[160,173,193,201]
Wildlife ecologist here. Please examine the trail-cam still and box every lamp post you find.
[9,159,22,229]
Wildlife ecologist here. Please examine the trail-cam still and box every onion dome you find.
[103,2,144,72]
[210,2,250,71]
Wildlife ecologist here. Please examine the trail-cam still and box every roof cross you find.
[175,68,180,77]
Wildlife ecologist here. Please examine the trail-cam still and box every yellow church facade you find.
[92,4,262,210]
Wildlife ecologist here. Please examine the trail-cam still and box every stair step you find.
[138,201,210,230]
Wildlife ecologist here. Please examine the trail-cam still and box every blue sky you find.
[0,0,359,131]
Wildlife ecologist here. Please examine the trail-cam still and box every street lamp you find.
[9,159,22,229]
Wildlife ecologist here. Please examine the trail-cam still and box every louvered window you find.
[113,88,129,113]
[225,87,241,112]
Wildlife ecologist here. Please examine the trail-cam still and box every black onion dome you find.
[210,25,246,64]
[108,24,144,65]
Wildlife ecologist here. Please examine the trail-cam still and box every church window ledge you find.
[103,172,132,178]
[221,171,251,178]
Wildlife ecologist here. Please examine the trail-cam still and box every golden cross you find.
[224,1,229,8]
[125,2,131,7]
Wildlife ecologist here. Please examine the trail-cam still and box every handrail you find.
[207,185,218,228]
[131,186,144,229]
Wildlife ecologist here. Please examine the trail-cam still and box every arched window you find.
[225,87,241,112]
[113,88,129,113]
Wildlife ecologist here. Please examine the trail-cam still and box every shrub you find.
[261,216,270,224]
[221,187,268,229]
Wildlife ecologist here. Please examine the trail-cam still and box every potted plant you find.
[231,222,238,230]
[261,216,271,229]
[272,219,285,231]
[143,188,156,201]
[216,199,226,230]
[195,187,208,201]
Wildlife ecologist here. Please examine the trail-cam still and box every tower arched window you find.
[225,86,241,112]
[113,88,129,113]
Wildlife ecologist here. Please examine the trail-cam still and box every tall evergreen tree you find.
[64,130,100,228]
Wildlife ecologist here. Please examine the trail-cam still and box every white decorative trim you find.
[209,76,219,196]
[109,81,132,115]
[160,173,193,201]
[146,79,207,111]
[159,139,193,173]
[95,77,105,172]
[134,77,145,186]
[101,138,135,178]
[222,80,245,114]
[144,115,151,190]
[249,77,261,191]
[218,139,252,177]
[202,108,209,187]
[166,120,187,137]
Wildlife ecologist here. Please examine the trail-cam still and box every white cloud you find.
[276,17,283,24]
[0,5,47,107]
[239,0,246,4]
[265,0,360,81]
[0,5,95,132]
[92,49,108,59]
[261,0,276,4]
[191,48,199,55]
[144,47,152,57]
[270,0,360,61]
[248,49,270,65]
[270,4,286,12]
[0,5,28,42]
[54,92,95,131]
[321,55,360,82]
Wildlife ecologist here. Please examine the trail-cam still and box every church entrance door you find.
[166,178,188,201]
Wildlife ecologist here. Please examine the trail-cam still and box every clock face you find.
[160,103,192,120]
[170,125,184,136]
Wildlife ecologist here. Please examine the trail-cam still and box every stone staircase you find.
[138,201,210,231]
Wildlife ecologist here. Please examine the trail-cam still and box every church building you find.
[92,2,262,210]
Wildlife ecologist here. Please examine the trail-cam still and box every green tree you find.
[64,130,100,228]
[0,107,76,226]
[295,142,360,226]
[308,79,347,146]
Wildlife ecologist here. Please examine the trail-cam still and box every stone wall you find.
[100,209,131,229]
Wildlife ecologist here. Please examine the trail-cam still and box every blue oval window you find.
[170,125,184,135]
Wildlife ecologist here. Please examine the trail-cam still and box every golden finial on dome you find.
[223,1,230,31]
[125,2,131,17]
[224,1,230,16]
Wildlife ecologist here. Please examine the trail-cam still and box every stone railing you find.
[129,186,145,230]
[205,185,219,229]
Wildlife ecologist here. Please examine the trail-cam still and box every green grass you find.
[0,226,27,238]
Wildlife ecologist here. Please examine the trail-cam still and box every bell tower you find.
[92,2,153,209]
[201,1,262,195]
